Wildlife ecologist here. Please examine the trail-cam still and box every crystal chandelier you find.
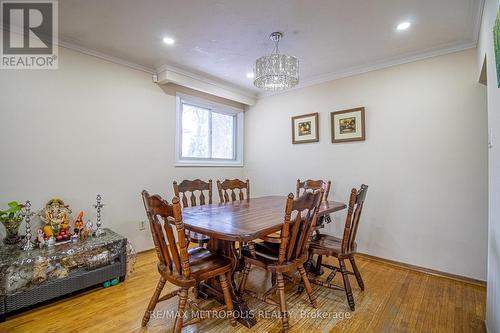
[254,32,299,91]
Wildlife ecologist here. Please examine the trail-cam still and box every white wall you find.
[0,47,243,252]
[0,34,489,283]
[244,49,488,280]
[477,0,500,331]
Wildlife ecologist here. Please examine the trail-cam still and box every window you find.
[175,94,244,166]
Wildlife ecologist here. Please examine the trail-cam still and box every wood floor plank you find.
[0,251,486,333]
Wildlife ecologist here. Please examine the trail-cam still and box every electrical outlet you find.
[139,220,146,231]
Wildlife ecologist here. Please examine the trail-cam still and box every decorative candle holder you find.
[22,200,36,251]
[93,194,105,237]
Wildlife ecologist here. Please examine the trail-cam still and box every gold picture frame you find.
[331,107,366,143]
[291,112,319,144]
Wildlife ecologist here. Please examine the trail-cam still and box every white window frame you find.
[175,93,244,167]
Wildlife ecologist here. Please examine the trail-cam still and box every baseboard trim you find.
[356,253,486,288]
[138,248,486,287]
[138,248,156,254]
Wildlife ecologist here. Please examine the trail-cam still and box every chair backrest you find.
[217,179,250,203]
[278,190,324,264]
[341,184,368,254]
[141,190,190,278]
[173,179,213,208]
[296,179,331,202]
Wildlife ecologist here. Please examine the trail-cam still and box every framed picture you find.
[331,107,366,143]
[291,112,319,144]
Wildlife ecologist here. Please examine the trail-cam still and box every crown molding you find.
[0,25,157,74]
[40,37,258,105]
[3,0,482,104]
[52,38,478,104]
[156,64,257,105]
[258,0,484,99]
[58,39,156,74]
[258,40,477,99]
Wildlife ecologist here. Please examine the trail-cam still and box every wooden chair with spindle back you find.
[261,179,331,248]
[238,190,324,333]
[307,184,368,311]
[296,179,333,274]
[296,179,331,201]
[141,190,236,332]
[216,179,250,203]
[173,179,212,245]
[217,179,250,259]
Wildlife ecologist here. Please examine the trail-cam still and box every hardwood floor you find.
[0,250,485,333]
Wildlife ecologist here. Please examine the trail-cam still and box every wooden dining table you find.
[181,195,347,328]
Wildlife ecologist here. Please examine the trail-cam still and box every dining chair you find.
[307,184,368,311]
[173,179,212,245]
[261,179,331,250]
[217,178,250,203]
[296,179,333,274]
[141,190,236,332]
[296,179,331,201]
[238,190,324,333]
[217,178,250,258]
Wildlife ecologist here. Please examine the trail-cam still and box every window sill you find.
[175,160,244,167]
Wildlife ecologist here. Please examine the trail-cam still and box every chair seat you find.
[310,233,357,256]
[187,231,209,244]
[162,247,232,282]
[260,231,281,243]
[188,247,232,279]
[242,241,280,263]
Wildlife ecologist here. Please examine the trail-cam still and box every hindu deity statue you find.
[39,198,72,242]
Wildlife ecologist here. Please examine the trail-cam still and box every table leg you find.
[314,255,324,275]
[199,238,257,328]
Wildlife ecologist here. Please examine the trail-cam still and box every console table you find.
[0,229,127,321]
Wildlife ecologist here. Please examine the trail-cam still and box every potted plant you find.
[0,201,24,245]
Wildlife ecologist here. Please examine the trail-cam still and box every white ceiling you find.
[59,0,483,95]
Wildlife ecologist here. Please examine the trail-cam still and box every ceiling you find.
[58,0,483,95]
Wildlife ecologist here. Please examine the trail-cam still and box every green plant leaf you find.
[5,201,22,213]
[0,201,22,221]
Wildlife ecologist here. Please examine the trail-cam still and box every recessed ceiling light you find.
[246,72,255,79]
[397,22,411,31]
[162,37,175,45]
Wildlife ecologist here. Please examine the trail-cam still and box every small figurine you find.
[86,220,93,233]
[73,211,84,234]
[80,220,93,241]
[80,230,89,241]
[71,234,79,243]
[37,229,45,248]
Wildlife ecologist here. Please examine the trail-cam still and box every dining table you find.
[181,195,347,328]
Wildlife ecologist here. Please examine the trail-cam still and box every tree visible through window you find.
[212,112,234,159]
[180,102,235,160]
